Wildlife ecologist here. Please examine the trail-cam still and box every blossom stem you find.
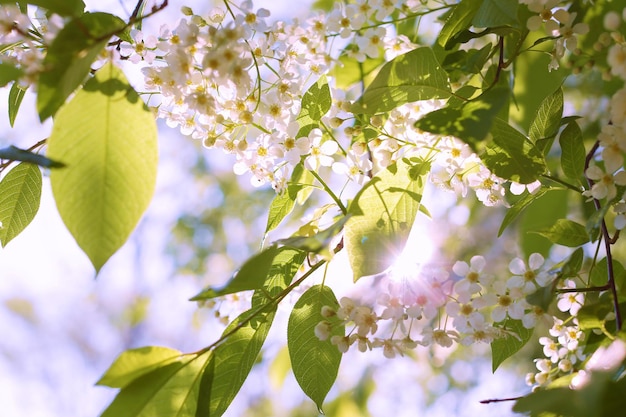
[540,174,583,192]
[555,285,610,294]
[310,169,348,215]
[584,140,622,331]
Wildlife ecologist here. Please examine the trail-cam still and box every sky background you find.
[0,1,529,416]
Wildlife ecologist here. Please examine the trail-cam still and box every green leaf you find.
[525,284,555,312]
[481,118,547,183]
[498,187,549,236]
[344,158,427,281]
[473,0,520,28]
[491,319,533,372]
[0,63,22,87]
[199,259,297,417]
[559,121,586,186]
[47,62,158,272]
[265,165,306,233]
[532,219,590,247]
[191,246,305,301]
[275,216,349,256]
[437,0,482,49]
[559,247,584,279]
[529,87,563,151]
[288,285,344,412]
[415,86,509,152]
[0,146,64,168]
[97,346,182,389]
[0,162,42,247]
[37,12,126,121]
[330,53,385,89]
[297,75,331,137]
[520,189,568,258]
[8,82,26,127]
[0,0,85,16]
[351,47,451,114]
[100,351,212,417]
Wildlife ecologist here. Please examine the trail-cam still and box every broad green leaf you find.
[100,351,211,417]
[330,53,385,89]
[442,44,493,77]
[577,299,613,331]
[559,121,586,186]
[532,219,590,247]
[0,63,22,87]
[191,246,305,301]
[415,86,509,152]
[97,346,182,389]
[481,118,546,183]
[47,62,158,272]
[559,247,584,279]
[498,187,549,236]
[288,285,344,412]
[345,158,427,281]
[8,82,26,127]
[525,284,555,312]
[198,259,298,417]
[296,76,331,137]
[0,146,64,168]
[199,307,276,417]
[473,0,520,28]
[351,47,451,114]
[437,0,482,49]
[0,0,84,16]
[529,87,563,153]
[0,162,42,247]
[37,12,126,121]
[491,319,533,372]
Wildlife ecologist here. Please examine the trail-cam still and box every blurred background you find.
[0,1,532,416]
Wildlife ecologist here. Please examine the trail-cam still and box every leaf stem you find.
[540,174,583,192]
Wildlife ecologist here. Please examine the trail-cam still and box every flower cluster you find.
[520,0,590,71]
[315,253,557,358]
[0,6,64,87]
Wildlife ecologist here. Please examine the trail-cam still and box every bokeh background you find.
[0,1,532,416]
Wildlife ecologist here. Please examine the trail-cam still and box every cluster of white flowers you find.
[525,278,590,390]
[520,0,590,71]
[120,1,518,206]
[0,6,64,87]
[315,253,559,357]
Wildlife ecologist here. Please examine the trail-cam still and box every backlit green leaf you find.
[0,63,22,87]
[288,285,343,412]
[0,0,84,16]
[491,319,533,372]
[529,87,563,148]
[330,53,385,89]
[415,86,509,152]
[198,309,275,417]
[482,118,546,183]
[0,162,42,247]
[191,246,305,301]
[37,12,126,121]
[473,0,520,28]
[437,0,482,49]
[97,346,182,389]
[100,351,211,417]
[559,121,586,186]
[265,164,306,233]
[498,187,548,236]
[275,216,349,257]
[533,219,590,247]
[47,62,158,272]
[297,76,331,137]
[8,82,26,127]
[351,47,451,114]
[345,158,427,281]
